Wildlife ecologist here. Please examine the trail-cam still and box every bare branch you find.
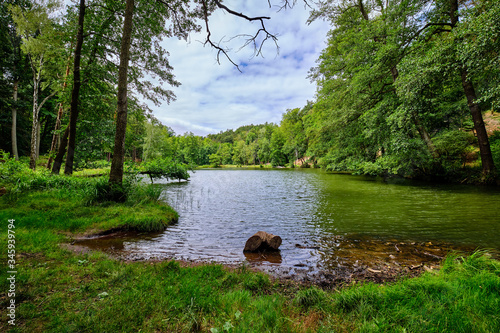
[155,0,191,39]
[210,0,279,62]
[213,0,271,21]
[201,0,241,71]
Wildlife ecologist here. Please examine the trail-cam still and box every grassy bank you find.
[1,163,500,332]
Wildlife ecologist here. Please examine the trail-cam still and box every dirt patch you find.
[60,243,101,256]
[484,111,500,135]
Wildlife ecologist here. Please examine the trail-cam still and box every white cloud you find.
[149,1,330,136]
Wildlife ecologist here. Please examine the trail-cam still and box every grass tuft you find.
[293,287,327,309]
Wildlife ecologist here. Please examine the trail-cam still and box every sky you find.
[150,1,331,136]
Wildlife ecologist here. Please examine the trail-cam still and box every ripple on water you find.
[76,169,500,276]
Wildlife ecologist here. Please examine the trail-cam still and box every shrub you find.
[141,158,190,183]
[489,131,500,168]
[434,130,477,171]
[0,151,31,186]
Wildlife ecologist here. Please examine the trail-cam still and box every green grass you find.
[0,250,298,332]
[1,160,500,332]
[1,184,177,234]
[73,167,110,177]
[3,241,497,332]
[319,251,500,332]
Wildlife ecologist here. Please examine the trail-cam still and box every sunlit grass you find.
[73,167,110,177]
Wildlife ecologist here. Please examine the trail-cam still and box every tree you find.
[281,106,308,162]
[0,0,28,161]
[108,0,283,184]
[63,0,85,175]
[308,0,497,179]
[270,127,287,166]
[309,0,433,174]
[51,0,126,174]
[10,0,63,170]
[396,0,496,178]
[125,101,148,162]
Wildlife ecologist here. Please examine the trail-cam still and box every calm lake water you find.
[80,169,500,272]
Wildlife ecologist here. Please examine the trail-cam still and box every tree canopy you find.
[0,0,498,185]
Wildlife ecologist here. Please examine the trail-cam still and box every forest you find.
[1,0,499,184]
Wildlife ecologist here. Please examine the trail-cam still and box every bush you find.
[77,159,111,170]
[92,180,129,203]
[141,158,190,183]
[209,153,222,168]
[0,151,31,186]
[434,130,477,171]
[489,131,500,169]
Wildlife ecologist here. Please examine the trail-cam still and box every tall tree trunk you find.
[29,68,41,170]
[109,0,135,184]
[461,70,495,175]
[46,103,64,169]
[36,120,41,159]
[11,77,19,161]
[64,0,86,175]
[47,53,73,169]
[449,0,495,177]
[51,125,69,174]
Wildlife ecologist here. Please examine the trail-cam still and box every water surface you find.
[78,169,500,273]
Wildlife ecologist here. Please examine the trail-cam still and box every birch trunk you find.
[12,78,19,161]
[29,67,41,170]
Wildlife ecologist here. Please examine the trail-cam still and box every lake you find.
[78,169,500,276]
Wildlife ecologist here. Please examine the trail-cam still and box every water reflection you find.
[244,251,283,265]
[75,231,163,252]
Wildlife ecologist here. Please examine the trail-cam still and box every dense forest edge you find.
[1,0,500,186]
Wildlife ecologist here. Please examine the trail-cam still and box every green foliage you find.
[209,153,222,167]
[490,131,500,169]
[78,159,111,171]
[4,0,497,182]
[434,130,477,171]
[140,157,190,183]
[0,151,28,183]
[329,251,500,332]
[455,0,500,108]
[304,0,499,181]
[91,178,131,203]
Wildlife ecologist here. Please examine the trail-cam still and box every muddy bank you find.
[66,230,493,288]
[245,236,483,289]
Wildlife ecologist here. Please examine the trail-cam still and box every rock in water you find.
[244,231,282,252]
